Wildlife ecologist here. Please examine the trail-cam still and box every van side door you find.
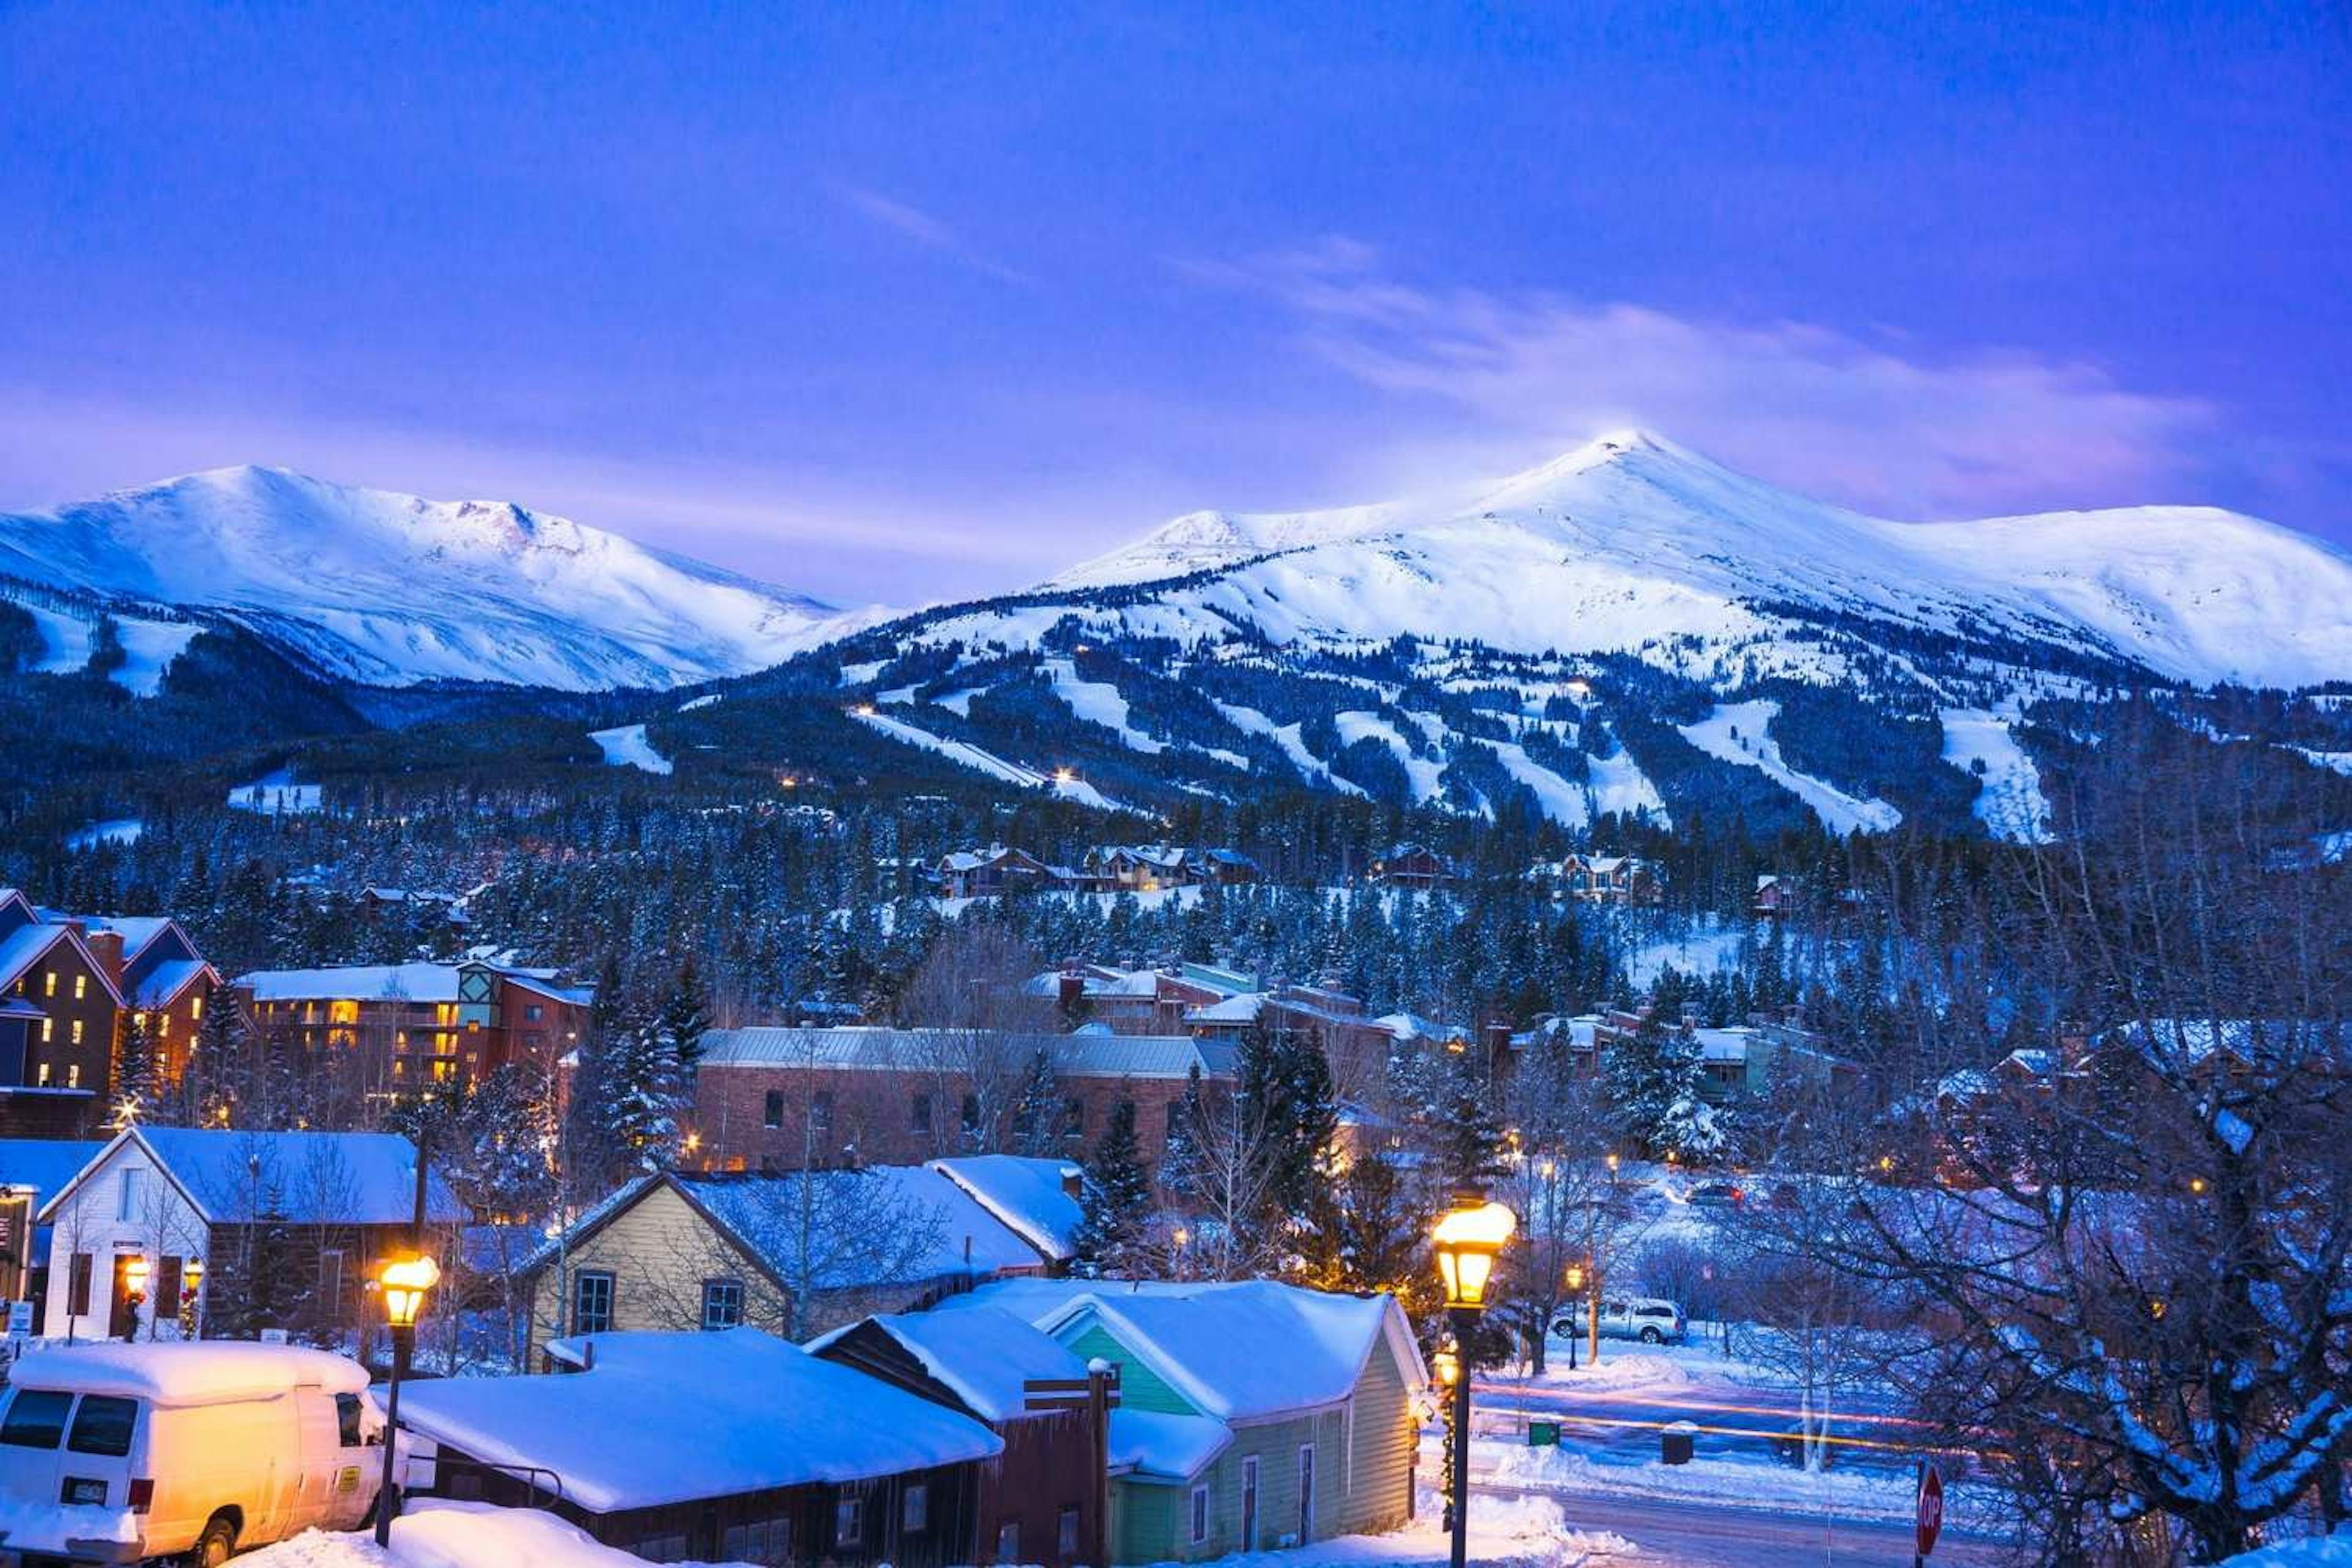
[0,1387,74,1517]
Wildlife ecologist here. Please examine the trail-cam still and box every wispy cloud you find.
[840,187,1033,285]
[1188,237,2222,520]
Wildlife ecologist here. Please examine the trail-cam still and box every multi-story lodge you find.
[1027,962,1255,1035]
[235,959,594,1091]
[1555,854,1665,906]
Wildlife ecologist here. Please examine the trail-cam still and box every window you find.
[1242,1455,1259,1550]
[43,971,56,997]
[336,1392,364,1447]
[74,973,87,1000]
[834,1495,864,1548]
[67,1063,80,1088]
[995,1521,1020,1561]
[701,1278,744,1330]
[36,1061,50,1086]
[67,1253,92,1315]
[67,1395,138,1457]
[1058,1506,1081,1559]
[811,1091,834,1136]
[1,1389,72,1449]
[191,993,203,1019]
[571,1270,616,1334]
[902,1482,928,1532]
[40,1019,51,1044]
[763,1090,785,1129]
[908,1092,933,1134]
[524,1003,544,1022]
[71,1019,84,1046]
[1063,1096,1086,1137]
[722,1518,788,1564]
[1189,1486,1209,1545]
[1298,1444,1316,1539]
[153,1256,183,1319]
[961,1094,981,1134]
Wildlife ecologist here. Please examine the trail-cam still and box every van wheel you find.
[1640,1326,1664,1344]
[191,1512,238,1566]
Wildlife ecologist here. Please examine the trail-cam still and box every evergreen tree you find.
[1432,1060,1507,1196]
[1234,1018,1339,1237]
[111,1014,162,1128]
[1009,1048,1065,1158]
[1156,1064,1207,1200]
[1073,1100,1152,1276]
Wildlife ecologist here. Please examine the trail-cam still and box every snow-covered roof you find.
[1694,1027,1756,1064]
[129,956,211,1011]
[0,922,119,1003]
[1110,1407,1232,1482]
[953,1278,1419,1424]
[929,1155,1085,1263]
[696,1027,1235,1082]
[8,1341,370,1406]
[0,1137,107,1202]
[42,1126,464,1226]
[813,1305,1090,1423]
[677,1166,1046,1287]
[398,1329,1001,1511]
[238,960,467,1003]
[1374,1011,1468,1044]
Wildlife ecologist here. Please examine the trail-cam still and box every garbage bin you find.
[1527,1420,1559,1448]
[1660,1420,1698,1465]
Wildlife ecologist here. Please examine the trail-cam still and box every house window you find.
[701,1278,744,1330]
[71,1020,84,1046]
[834,1495,864,1548]
[1242,1455,1259,1550]
[67,1064,80,1088]
[118,1168,146,1221]
[36,1062,51,1087]
[811,1091,834,1136]
[1058,1506,1081,1559]
[524,1003,544,1022]
[74,974,86,1000]
[67,1253,92,1316]
[1063,1097,1086,1137]
[995,1520,1019,1561]
[43,972,56,997]
[1189,1486,1209,1545]
[763,1090,784,1129]
[40,1019,51,1044]
[191,993,203,1019]
[961,1094,981,1134]
[722,1519,788,1563]
[1298,1444,1316,1539]
[909,1092,933,1134]
[571,1270,616,1334]
[902,1482,928,1532]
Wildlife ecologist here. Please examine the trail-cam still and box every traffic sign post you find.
[1914,1460,1944,1564]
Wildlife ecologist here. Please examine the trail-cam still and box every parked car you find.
[0,1341,382,1567]
[1551,1297,1688,1344]
[1687,1181,1746,1208]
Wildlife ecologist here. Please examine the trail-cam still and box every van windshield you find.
[0,1389,73,1449]
[67,1395,138,1457]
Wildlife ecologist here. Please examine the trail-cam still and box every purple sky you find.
[2,2,2346,605]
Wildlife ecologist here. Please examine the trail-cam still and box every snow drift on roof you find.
[929,1155,1086,1263]
[831,1306,1091,1423]
[397,1329,1000,1511]
[9,1340,370,1406]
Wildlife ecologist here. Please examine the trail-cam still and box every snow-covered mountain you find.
[0,466,878,690]
[788,431,2352,839]
[1039,431,2352,691]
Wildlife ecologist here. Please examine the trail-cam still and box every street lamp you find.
[1564,1261,1586,1370]
[1431,1200,1516,1568]
[180,1257,205,1339]
[374,1254,440,1548]
[122,1255,150,1337]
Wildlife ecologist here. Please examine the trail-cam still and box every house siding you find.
[1061,1322,1191,1414]
[528,1182,788,1362]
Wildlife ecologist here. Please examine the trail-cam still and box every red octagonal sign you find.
[1916,1463,1945,1557]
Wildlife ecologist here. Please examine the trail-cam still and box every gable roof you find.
[0,921,126,1007]
[397,1329,1001,1512]
[949,1278,1422,1425]
[39,1126,464,1226]
[810,1305,1090,1423]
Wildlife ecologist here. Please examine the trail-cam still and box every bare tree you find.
[895,921,1057,1156]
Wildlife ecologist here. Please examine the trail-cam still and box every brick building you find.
[687,1028,1240,1174]
[1024,962,1254,1036]
[236,959,593,1093]
[0,889,129,1137]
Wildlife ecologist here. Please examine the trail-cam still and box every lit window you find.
[67,1065,80,1088]
[71,1020,84,1046]
[156,1016,168,1036]
[40,1019,52,1044]
[43,973,56,997]
[37,1063,51,1087]
[133,1011,148,1030]
[74,974,87,1000]
[190,994,203,1019]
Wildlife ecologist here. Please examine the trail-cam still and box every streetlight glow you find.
[123,1255,151,1303]
[1432,1199,1517,1309]
[380,1254,440,1330]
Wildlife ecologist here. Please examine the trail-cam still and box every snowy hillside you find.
[0,466,880,690]
[791,431,2352,839]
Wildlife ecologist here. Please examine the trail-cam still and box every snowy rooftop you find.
[696,1026,1237,1082]
[0,1137,107,1202]
[677,1166,1047,1286]
[239,960,469,1003]
[813,1304,1090,1423]
[1110,1407,1233,1481]
[946,1277,1415,1423]
[49,1127,465,1226]
[930,1155,1086,1262]
[9,1341,370,1406]
[401,1329,1001,1511]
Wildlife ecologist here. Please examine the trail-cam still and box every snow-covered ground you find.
[235,1501,752,1568]
[19,601,201,695]
[66,818,145,851]
[1619,919,1749,987]
[2223,1530,2352,1566]
[1939,707,2053,842]
[227,769,324,814]
[588,723,674,775]
[1678,702,1902,835]
[852,708,1123,809]
[1047,657,1167,753]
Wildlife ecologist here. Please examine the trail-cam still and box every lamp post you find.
[374,1254,440,1548]
[179,1256,205,1340]
[1564,1262,1585,1370]
[122,1255,150,1340]
[1431,1199,1516,1568]
[1429,1340,1460,1532]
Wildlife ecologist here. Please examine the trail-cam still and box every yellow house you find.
[524,1166,1052,1361]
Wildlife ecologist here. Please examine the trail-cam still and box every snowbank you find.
[9,1339,371,1406]
[235,1501,756,1568]
[2223,1531,2352,1567]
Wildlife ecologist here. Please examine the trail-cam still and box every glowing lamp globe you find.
[1431,1200,1517,1310]
[380,1254,441,1330]
[123,1255,151,1301]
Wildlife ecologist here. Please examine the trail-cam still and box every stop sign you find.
[1915,1463,1945,1557]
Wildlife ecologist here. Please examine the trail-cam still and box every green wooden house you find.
[955,1280,1425,1563]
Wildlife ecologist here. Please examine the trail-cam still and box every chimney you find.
[1060,973,1084,1011]
[86,930,127,992]
[1060,1163,1084,1199]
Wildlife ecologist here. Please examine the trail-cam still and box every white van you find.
[0,1341,382,1566]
